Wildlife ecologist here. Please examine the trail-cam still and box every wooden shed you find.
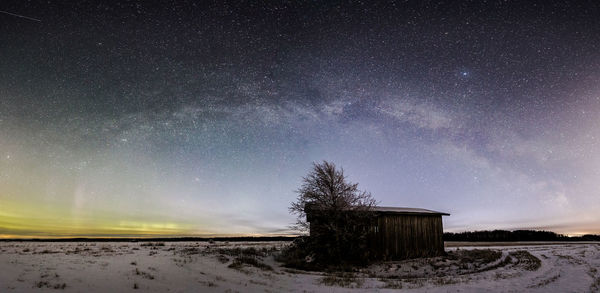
[306,206,450,260]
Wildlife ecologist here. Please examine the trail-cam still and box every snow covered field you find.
[1,241,599,292]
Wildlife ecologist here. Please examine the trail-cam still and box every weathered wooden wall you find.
[367,214,445,260]
[307,210,446,260]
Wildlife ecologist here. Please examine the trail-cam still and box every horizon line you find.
[0,233,302,240]
[3,229,600,240]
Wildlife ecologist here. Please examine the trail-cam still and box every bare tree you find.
[288,161,378,266]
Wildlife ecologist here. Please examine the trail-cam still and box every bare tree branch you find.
[287,161,379,265]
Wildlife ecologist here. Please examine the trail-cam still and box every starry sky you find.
[1,1,600,238]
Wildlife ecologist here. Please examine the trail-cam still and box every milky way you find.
[1,1,600,237]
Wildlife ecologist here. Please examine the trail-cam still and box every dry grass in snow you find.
[0,241,599,292]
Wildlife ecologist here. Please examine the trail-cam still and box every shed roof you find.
[372,206,450,216]
[304,203,450,216]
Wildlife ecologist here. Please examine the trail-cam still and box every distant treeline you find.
[444,230,600,242]
[0,236,297,242]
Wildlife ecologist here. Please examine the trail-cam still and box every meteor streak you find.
[0,10,41,22]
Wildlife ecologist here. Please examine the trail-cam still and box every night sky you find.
[1,1,600,237]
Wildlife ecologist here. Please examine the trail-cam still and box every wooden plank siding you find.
[306,206,448,260]
[367,214,445,260]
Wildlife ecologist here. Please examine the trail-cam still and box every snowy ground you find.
[1,241,599,292]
